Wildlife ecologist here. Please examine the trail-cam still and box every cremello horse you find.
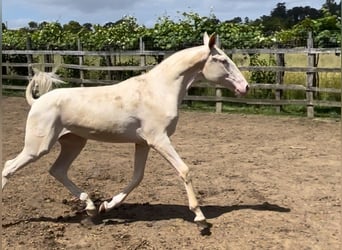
[2,33,249,229]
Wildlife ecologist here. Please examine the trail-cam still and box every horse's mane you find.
[150,45,208,74]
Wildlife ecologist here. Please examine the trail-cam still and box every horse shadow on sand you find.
[3,201,290,235]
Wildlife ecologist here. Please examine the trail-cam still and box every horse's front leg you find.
[99,143,150,213]
[148,134,209,229]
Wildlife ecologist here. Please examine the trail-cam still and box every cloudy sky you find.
[4,0,325,29]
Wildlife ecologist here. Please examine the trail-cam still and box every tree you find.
[275,10,341,48]
[104,22,115,27]
[38,21,48,29]
[63,21,82,34]
[82,23,93,31]
[323,0,341,15]
[287,7,322,26]
[226,17,242,24]
[259,15,285,33]
[252,2,326,34]
[28,21,38,30]
[271,2,287,19]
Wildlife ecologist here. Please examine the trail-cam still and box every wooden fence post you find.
[105,49,113,81]
[78,39,84,87]
[215,87,223,113]
[275,49,285,113]
[306,32,315,118]
[5,59,11,77]
[215,35,223,113]
[139,37,146,72]
[43,45,52,72]
[26,37,33,77]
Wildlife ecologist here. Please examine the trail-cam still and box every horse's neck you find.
[149,46,207,106]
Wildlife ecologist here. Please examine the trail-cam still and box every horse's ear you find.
[203,32,210,45]
[208,33,216,48]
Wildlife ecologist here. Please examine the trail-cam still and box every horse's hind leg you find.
[48,133,96,216]
[99,143,150,213]
[2,124,59,190]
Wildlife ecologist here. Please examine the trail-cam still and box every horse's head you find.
[202,33,249,96]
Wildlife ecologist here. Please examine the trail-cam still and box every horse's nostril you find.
[246,85,250,92]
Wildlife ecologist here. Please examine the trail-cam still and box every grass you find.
[180,101,341,119]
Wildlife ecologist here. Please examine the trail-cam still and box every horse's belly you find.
[86,131,141,143]
[68,126,142,143]
[64,117,143,143]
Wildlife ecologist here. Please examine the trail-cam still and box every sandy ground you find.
[2,96,341,249]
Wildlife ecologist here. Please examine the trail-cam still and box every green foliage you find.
[218,23,273,48]
[31,22,64,49]
[2,3,341,50]
[274,13,341,47]
[249,54,276,84]
[83,16,145,50]
[2,29,27,49]
[249,54,276,99]
[143,12,218,50]
[143,12,272,49]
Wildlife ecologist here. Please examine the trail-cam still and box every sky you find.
[3,0,326,29]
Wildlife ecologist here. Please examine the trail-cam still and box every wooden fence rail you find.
[2,36,341,117]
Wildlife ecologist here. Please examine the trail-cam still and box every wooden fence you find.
[2,36,341,117]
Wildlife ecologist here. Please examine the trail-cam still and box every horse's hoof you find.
[98,202,107,214]
[196,219,211,229]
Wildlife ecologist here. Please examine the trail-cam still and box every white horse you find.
[2,33,249,229]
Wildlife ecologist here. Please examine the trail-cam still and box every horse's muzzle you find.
[235,85,249,96]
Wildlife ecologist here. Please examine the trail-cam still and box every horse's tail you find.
[26,67,67,106]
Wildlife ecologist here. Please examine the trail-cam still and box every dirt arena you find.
[2,96,341,249]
